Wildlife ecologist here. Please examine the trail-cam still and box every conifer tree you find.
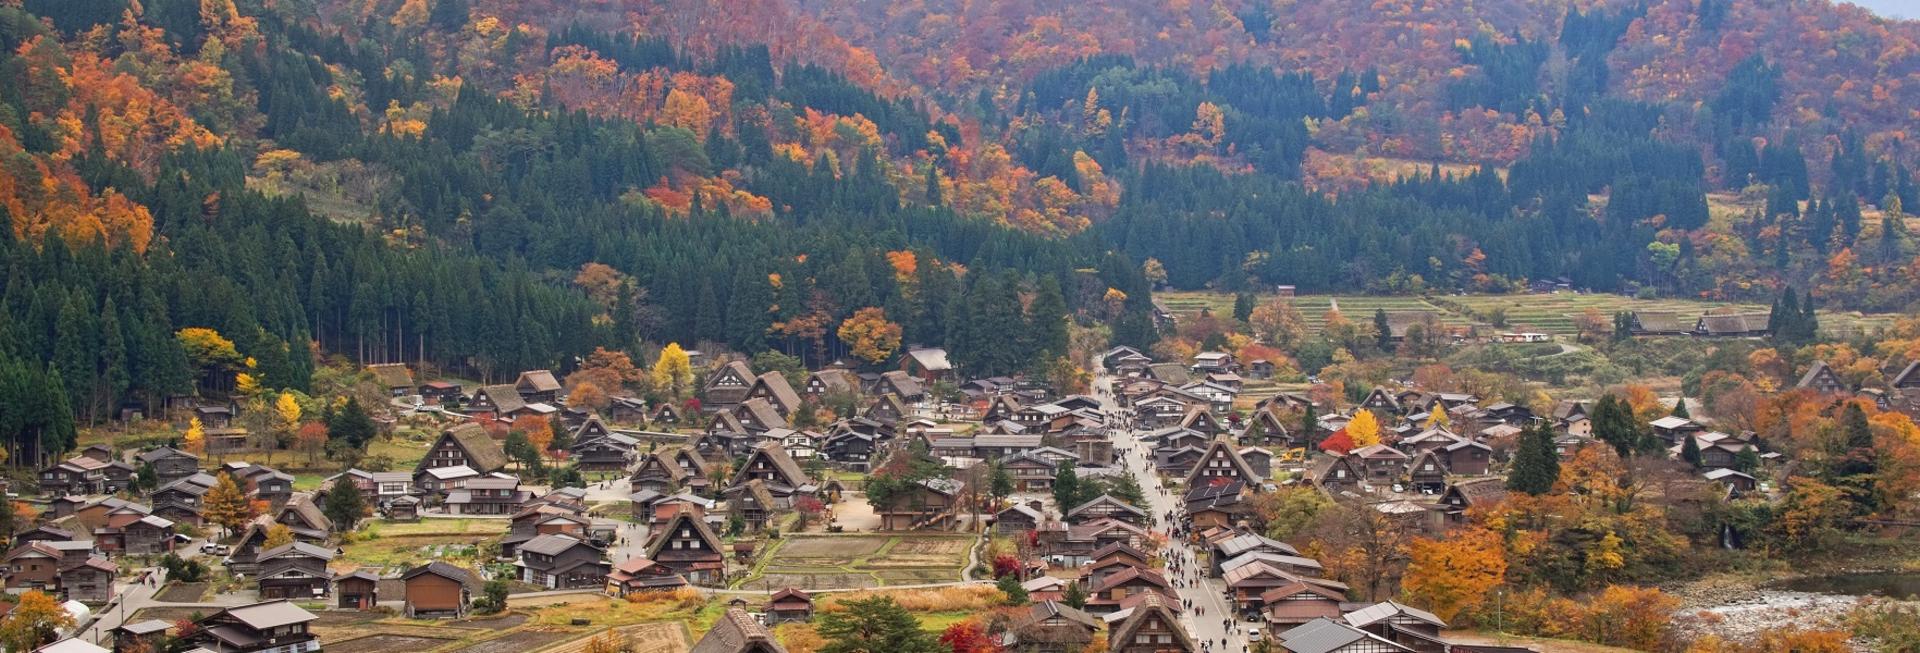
[1506,421,1560,495]
[1679,433,1702,467]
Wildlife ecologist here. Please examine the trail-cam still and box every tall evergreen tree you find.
[1590,394,1641,458]
[1507,421,1561,495]
[1373,309,1392,352]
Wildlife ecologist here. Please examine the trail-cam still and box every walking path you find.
[1094,369,1249,652]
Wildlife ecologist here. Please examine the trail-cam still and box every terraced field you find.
[1157,290,1899,338]
[734,534,974,591]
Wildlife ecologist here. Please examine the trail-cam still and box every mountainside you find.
[3,0,1920,440]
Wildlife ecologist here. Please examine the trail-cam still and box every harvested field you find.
[452,628,577,653]
[328,634,455,653]
[155,582,209,602]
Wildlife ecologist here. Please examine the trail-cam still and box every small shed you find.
[337,570,380,610]
[766,587,813,624]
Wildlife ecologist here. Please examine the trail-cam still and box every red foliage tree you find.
[939,620,1003,653]
[1319,429,1356,455]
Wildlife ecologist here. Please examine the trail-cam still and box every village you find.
[4,296,1910,653]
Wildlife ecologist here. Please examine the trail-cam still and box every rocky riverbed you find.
[1668,573,1919,650]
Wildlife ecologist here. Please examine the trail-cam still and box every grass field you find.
[336,518,507,569]
[1157,290,1900,338]
[734,534,974,591]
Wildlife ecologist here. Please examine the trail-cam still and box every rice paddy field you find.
[1156,290,1901,338]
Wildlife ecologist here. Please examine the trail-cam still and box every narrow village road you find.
[1094,370,1248,652]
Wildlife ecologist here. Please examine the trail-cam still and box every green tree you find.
[1679,433,1703,467]
[1063,580,1088,609]
[988,462,1013,502]
[327,398,377,449]
[1507,421,1561,495]
[1374,309,1392,352]
[1590,394,1642,458]
[323,478,366,532]
[997,574,1029,605]
[816,596,943,653]
[1051,461,1081,511]
[1733,446,1761,474]
[1232,293,1255,323]
[1829,402,1880,515]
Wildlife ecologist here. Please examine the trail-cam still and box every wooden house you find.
[446,476,531,515]
[876,477,964,531]
[336,570,379,610]
[515,370,563,404]
[1107,592,1193,652]
[1344,601,1449,651]
[418,381,462,405]
[109,621,173,653]
[1649,416,1707,446]
[1796,361,1848,394]
[995,504,1044,535]
[766,587,814,624]
[1065,495,1148,526]
[368,364,414,397]
[1434,438,1492,476]
[1002,600,1100,653]
[646,511,725,585]
[184,600,319,653]
[691,607,789,653]
[60,556,116,604]
[517,533,608,589]
[1262,581,1347,629]
[1275,618,1415,653]
[1308,456,1363,495]
[1350,445,1408,485]
[803,369,861,398]
[725,480,779,532]
[416,423,510,477]
[402,562,478,618]
[704,361,757,410]
[256,542,335,600]
[137,447,201,486]
[875,370,926,402]
[1184,438,1264,489]
[465,384,526,419]
[1406,451,1448,493]
[1438,478,1509,523]
[747,372,804,417]
[1086,566,1177,614]
[730,444,814,502]
[605,558,688,595]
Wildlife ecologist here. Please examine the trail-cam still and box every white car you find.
[201,543,230,555]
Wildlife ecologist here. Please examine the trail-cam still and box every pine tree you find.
[1591,394,1640,458]
[989,463,1012,501]
[1373,309,1392,352]
[1063,580,1088,609]
[816,596,943,653]
[1051,461,1080,511]
[1233,293,1255,323]
[324,476,366,532]
[1506,422,1560,495]
[327,398,377,449]
[997,574,1029,605]
[1679,433,1702,467]
[1733,446,1761,474]
[1670,396,1690,418]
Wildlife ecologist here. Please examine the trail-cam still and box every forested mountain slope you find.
[2,0,1919,459]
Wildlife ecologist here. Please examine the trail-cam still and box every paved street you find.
[1094,370,1250,652]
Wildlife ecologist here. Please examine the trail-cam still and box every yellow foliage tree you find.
[184,416,206,456]
[263,523,294,550]
[274,391,301,434]
[837,307,903,365]
[1425,407,1451,430]
[650,343,694,399]
[1346,410,1381,448]
[1401,527,1508,623]
[0,590,74,652]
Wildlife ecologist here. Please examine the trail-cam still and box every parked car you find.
[201,542,230,555]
